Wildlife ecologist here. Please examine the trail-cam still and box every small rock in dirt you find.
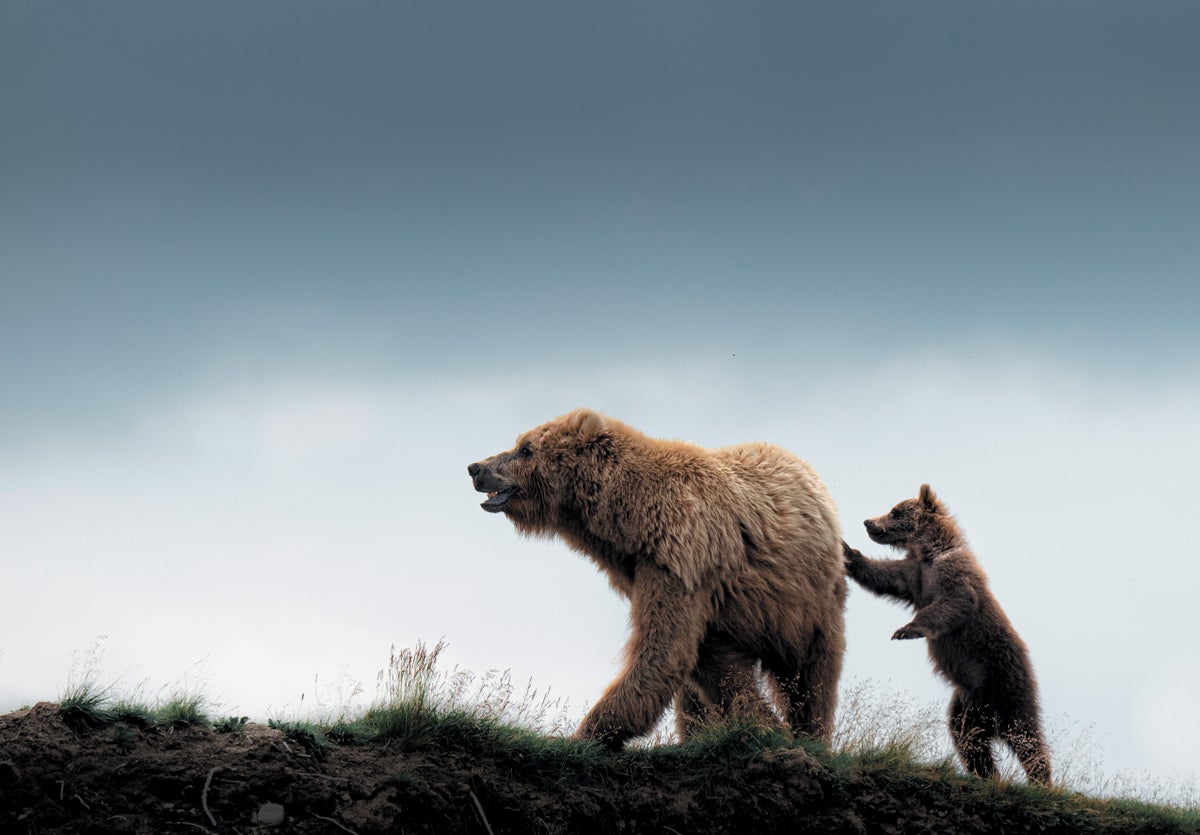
[255,802,286,826]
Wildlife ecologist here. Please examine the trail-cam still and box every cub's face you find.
[863,484,941,547]
[864,499,920,545]
[467,408,611,535]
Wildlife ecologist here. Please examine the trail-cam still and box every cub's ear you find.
[918,483,940,510]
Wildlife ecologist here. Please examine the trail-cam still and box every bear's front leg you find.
[574,565,709,749]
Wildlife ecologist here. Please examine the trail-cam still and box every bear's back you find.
[712,442,841,563]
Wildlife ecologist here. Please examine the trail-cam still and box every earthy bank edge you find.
[1,703,1196,835]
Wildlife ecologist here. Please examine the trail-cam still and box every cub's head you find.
[863,484,946,547]
[467,408,615,535]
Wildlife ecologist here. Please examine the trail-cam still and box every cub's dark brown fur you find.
[844,485,1051,784]
[469,408,847,749]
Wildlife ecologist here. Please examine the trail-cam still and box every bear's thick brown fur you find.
[844,484,1051,784]
[468,408,847,749]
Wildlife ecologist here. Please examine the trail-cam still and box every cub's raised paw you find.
[891,623,925,641]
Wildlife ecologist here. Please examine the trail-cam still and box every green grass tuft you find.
[57,667,212,734]
[59,679,116,731]
[155,695,210,729]
[109,700,156,729]
[358,700,439,746]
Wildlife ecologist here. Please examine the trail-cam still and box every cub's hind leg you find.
[1000,713,1053,785]
[949,690,998,779]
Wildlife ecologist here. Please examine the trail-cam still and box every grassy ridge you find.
[50,641,1199,834]
[261,710,1197,834]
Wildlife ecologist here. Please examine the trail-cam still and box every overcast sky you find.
[2,1,1197,794]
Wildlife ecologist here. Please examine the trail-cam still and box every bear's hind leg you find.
[763,625,843,743]
[674,684,712,743]
[1001,716,1053,785]
[949,690,998,779]
[686,642,780,740]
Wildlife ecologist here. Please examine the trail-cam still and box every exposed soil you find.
[2,703,1196,835]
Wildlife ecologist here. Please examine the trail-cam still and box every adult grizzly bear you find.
[843,485,1051,784]
[468,408,847,749]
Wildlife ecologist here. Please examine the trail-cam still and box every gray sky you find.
[2,2,1198,791]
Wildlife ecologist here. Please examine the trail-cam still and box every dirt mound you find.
[1,703,1196,834]
[2,702,466,833]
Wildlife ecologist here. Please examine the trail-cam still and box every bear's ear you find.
[566,408,607,439]
[918,483,940,510]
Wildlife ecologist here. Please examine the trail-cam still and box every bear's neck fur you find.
[544,426,695,591]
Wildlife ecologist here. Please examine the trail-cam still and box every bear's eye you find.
[518,442,534,457]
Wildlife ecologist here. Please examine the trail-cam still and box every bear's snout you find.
[468,461,498,492]
[468,460,516,495]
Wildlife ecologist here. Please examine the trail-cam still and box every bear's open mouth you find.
[481,485,519,512]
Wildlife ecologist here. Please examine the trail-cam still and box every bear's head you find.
[863,484,946,547]
[467,408,615,536]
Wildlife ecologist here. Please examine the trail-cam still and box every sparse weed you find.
[351,639,574,747]
[833,678,951,762]
[258,640,577,760]
[325,719,372,744]
[268,718,334,753]
[214,715,250,733]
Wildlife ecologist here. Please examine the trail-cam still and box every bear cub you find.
[844,484,1051,784]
